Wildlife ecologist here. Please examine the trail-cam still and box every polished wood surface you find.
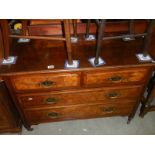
[24,102,134,124]
[0,20,10,59]
[10,72,81,92]
[17,85,143,109]
[0,38,154,76]
[0,26,5,59]
[83,68,150,87]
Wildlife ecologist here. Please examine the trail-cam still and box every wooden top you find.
[0,36,155,76]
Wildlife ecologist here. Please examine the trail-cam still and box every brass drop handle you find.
[102,107,114,113]
[45,97,59,104]
[109,76,122,82]
[106,92,119,99]
[47,112,59,118]
[40,80,56,87]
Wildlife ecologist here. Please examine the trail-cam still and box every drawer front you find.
[17,85,142,109]
[10,72,81,92]
[83,68,149,87]
[24,103,134,124]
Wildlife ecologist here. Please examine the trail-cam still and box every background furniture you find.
[0,19,74,65]
[84,19,154,65]
[0,80,21,133]
[140,73,155,117]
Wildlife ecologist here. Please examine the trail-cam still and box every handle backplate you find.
[40,80,56,87]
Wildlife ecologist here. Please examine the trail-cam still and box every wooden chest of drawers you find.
[0,33,154,131]
[3,65,152,130]
[0,19,155,132]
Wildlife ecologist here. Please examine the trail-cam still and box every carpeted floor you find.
[22,108,155,135]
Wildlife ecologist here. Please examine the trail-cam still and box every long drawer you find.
[83,67,150,87]
[17,85,143,109]
[24,102,135,124]
[10,72,81,92]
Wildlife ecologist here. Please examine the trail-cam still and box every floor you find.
[22,108,155,135]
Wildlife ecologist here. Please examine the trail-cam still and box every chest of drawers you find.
[3,65,152,130]
[0,20,155,132]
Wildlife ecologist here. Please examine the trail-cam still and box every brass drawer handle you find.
[47,112,59,118]
[109,76,122,82]
[45,97,59,104]
[40,80,56,87]
[102,107,115,113]
[106,92,119,99]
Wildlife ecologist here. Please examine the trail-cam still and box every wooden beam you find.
[0,20,10,59]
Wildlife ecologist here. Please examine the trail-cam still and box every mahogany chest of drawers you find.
[0,20,155,132]
[3,65,153,130]
[1,35,155,131]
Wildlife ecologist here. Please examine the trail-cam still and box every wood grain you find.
[83,68,150,87]
[17,85,143,109]
[24,102,135,124]
[10,72,81,92]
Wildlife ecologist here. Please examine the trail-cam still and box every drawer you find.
[83,68,150,87]
[24,102,134,124]
[17,85,142,109]
[10,72,81,92]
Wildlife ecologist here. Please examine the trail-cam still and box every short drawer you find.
[10,72,81,92]
[24,102,134,124]
[17,85,142,109]
[83,68,150,87]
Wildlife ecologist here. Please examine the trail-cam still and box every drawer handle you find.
[47,112,59,118]
[106,92,119,99]
[45,98,59,104]
[102,107,114,113]
[40,80,56,87]
[109,76,122,82]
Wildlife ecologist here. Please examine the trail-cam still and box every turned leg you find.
[24,124,33,131]
[139,97,147,118]
[143,20,155,56]
[129,19,134,35]
[140,87,155,117]
[85,19,91,38]
[94,19,106,65]
[127,117,132,124]
[127,103,140,124]
[63,19,73,65]
[0,20,10,59]
[72,19,77,38]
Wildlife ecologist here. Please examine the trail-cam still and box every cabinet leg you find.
[127,101,141,124]
[140,111,147,118]
[22,124,33,131]
[139,103,146,118]
[127,116,132,124]
[23,124,33,131]
[94,19,106,65]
